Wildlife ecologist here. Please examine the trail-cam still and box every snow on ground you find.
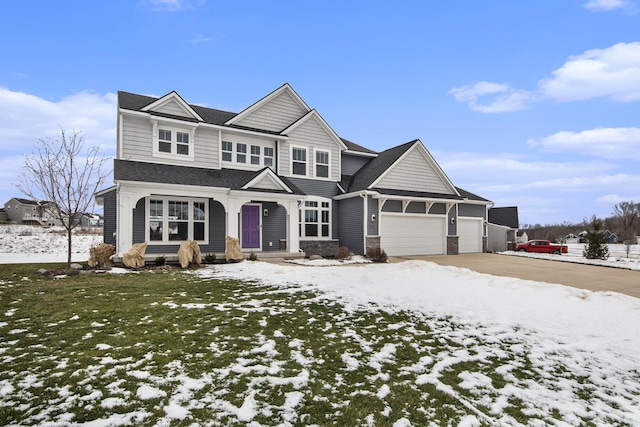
[503,243,640,270]
[0,225,100,264]
[200,261,640,424]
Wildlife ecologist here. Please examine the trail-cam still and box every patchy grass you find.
[0,263,637,425]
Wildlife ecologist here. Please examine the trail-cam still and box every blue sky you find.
[1,0,639,226]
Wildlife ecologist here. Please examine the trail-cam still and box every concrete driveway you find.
[390,253,640,299]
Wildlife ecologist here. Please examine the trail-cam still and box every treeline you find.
[521,201,640,244]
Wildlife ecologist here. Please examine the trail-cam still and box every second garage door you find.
[458,218,483,253]
[380,214,445,256]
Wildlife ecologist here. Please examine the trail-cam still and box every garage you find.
[458,218,483,253]
[380,213,446,256]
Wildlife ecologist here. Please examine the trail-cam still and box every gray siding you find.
[154,99,192,117]
[342,153,371,176]
[459,204,486,218]
[376,147,452,194]
[102,189,117,245]
[337,196,364,254]
[261,202,286,252]
[367,196,378,236]
[132,198,226,255]
[120,113,219,169]
[234,91,307,132]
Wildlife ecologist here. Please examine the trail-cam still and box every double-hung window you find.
[148,198,207,243]
[154,122,194,160]
[315,150,329,178]
[222,141,233,162]
[264,147,274,168]
[299,198,330,238]
[292,147,307,176]
[237,143,247,163]
[251,145,261,165]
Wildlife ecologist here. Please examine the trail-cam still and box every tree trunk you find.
[67,227,72,268]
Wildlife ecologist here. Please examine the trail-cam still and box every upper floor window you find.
[292,147,307,176]
[251,145,261,165]
[264,147,274,168]
[315,150,329,178]
[222,140,233,162]
[237,143,247,163]
[152,121,194,161]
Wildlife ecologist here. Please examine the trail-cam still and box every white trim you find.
[299,196,332,240]
[141,91,205,122]
[313,148,331,180]
[290,145,309,177]
[370,140,460,197]
[145,196,209,245]
[242,168,293,193]
[225,83,311,126]
[150,119,196,162]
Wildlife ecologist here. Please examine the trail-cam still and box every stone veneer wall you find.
[299,240,340,257]
[447,236,459,255]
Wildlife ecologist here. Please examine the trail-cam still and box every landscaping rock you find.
[70,263,83,270]
[309,254,323,261]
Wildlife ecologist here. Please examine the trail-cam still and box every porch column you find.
[227,197,240,240]
[287,200,300,254]
[116,192,134,256]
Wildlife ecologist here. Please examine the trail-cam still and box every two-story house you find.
[96,84,491,259]
[3,198,61,226]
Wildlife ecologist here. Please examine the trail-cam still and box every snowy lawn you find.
[0,261,639,426]
[503,243,640,270]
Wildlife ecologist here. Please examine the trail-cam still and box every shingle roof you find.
[347,140,418,192]
[340,138,378,155]
[114,159,305,195]
[488,206,519,228]
[118,91,237,125]
[456,187,491,203]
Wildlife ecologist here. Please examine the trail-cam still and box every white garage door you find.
[380,214,445,256]
[458,218,483,253]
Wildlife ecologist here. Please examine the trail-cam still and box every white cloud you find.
[527,127,640,159]
[583,0,636,12]
[539,42,640,102]
[448,81,535,113]
[190,33,213,44]
[452,42,640,112]
[0,87,116,207]
[0,87,117,155]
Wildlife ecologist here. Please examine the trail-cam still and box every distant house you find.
[2,198,62,226]
[565,233,580,244]
[516,230,528,244]
[0,208,7,224]
[74,213,104,227]
[487,207,519,252]
[604,230,618,244]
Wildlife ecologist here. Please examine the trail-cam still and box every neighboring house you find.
[2,198,62,226]
[516,230,528,244]
[96,84,492,258]
[0,208,7,223]
[604,230,618,244]
[73,212,104,227]
[565,233,580,244]
[487,206,519,252]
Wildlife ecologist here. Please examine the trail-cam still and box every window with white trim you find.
[153,123,194,160]
[148,198,208,243]
[299,198,331,238]
[251,145,261,165]
[222,140,233,162]
[237,143,247,163]
[264,147,274,168]
[315,150,329,178]
[292,147,307,176]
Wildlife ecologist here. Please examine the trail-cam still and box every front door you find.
[241,205,261,249]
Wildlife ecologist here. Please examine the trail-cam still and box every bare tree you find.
[612,201,640,241]
[16,128,109,268]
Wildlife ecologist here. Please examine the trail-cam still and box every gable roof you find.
[114,159,304,195]
[346,140,417,192]
[281,110,348,150]
[118,91,237,126]
[488,206,519,228]
[140,91,205,122]
[225,83,310,127]
[341,137,378,156]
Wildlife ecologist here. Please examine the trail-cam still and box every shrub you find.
[204,253,216,264]
[367,247,388,263]
[154,256,167,266]
[248,251,258,261]
[335,246,351,260]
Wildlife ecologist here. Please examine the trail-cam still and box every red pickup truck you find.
[516,240,568,255]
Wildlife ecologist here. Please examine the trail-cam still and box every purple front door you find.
[241,205,261,249]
